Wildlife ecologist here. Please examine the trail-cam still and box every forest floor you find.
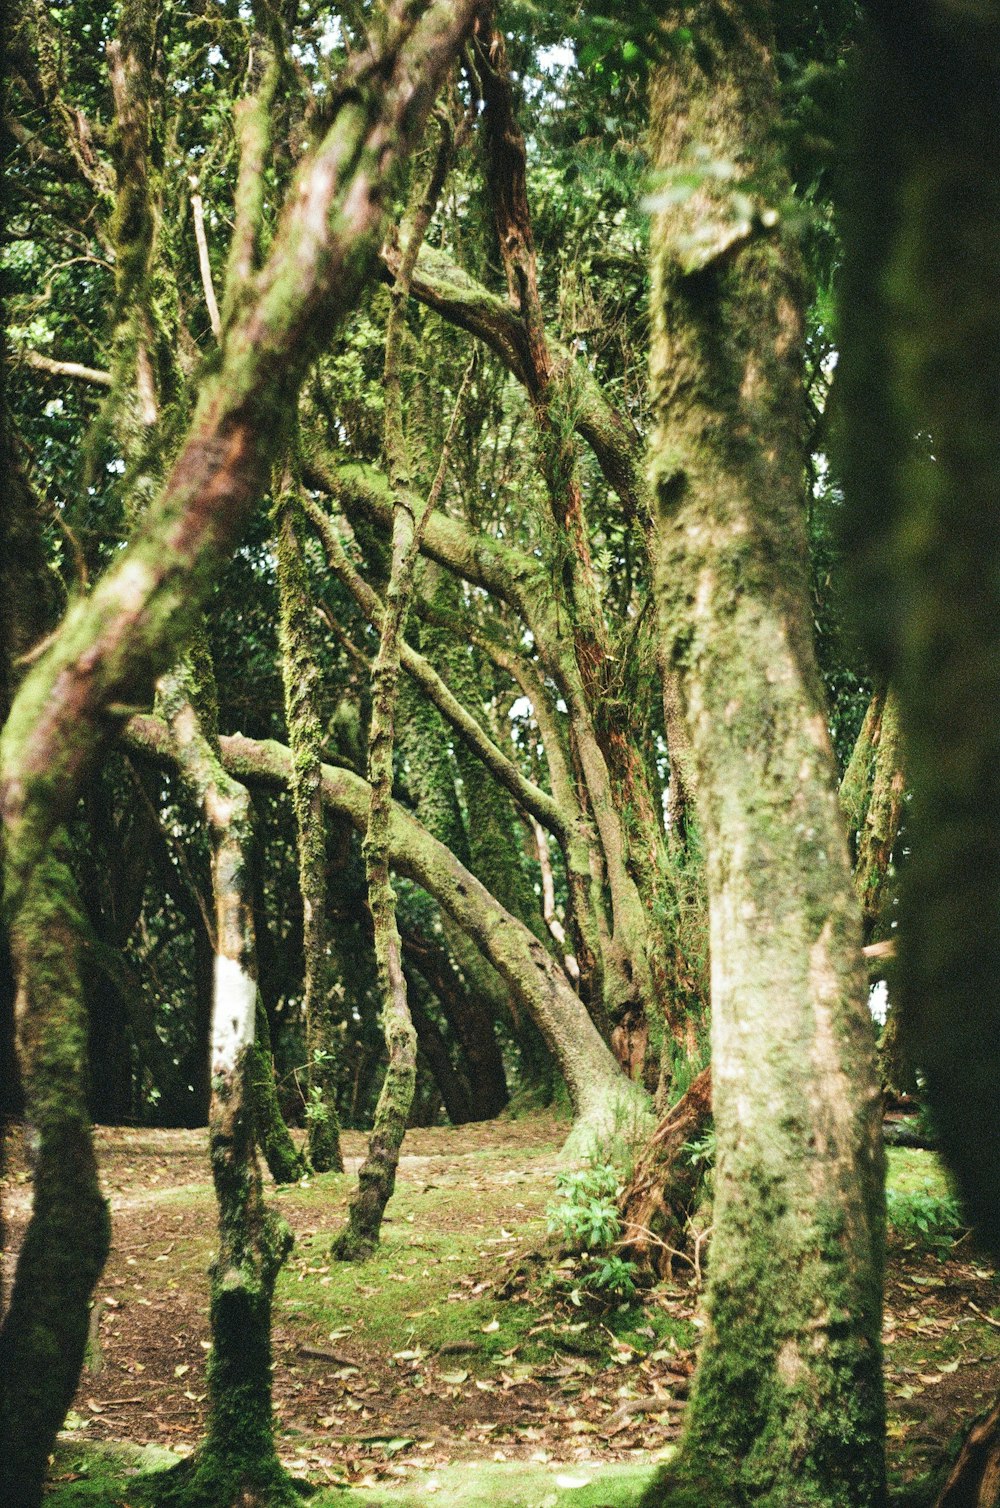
[3,1111,1000,1505]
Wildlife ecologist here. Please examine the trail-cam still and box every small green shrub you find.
[548,1165,622,1249]
[546,1164,637,1298]
[886,1185,964,1252]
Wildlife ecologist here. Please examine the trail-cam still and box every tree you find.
[839,3,1000,1500]
[0,2,484,1502]
[642,3,885,1502]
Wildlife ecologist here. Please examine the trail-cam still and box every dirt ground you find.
[3,1115,999,1500]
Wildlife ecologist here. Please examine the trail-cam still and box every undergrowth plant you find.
[886,1186,965,1255]
[546,1164,638,1299]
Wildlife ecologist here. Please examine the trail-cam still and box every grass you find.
[45,1444,662,1507]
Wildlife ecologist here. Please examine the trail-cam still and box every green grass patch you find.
[315,1460,662,1507]
[886,1148,953,1202]
[44,1448,661,1508]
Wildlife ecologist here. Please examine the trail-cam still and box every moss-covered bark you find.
[840,689,905,943]
[0,415,58,1134]
[275,489,343,1172]
[645,4,885,1502]
[251,993,307,1185]
[334,162,466,1258]
[143,684,297,1505]
[839,0,1000,1256]
[0,838,111,1508]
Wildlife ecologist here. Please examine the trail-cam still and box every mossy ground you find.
[45,1441,661,1506]
[7,1122,998,1506]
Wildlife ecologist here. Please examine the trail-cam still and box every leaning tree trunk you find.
[645,3,886,1503]
[130,717,651,1153]
[0,5,480,1490]
[838,4,1000,1499]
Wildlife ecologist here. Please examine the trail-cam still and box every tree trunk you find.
[0,837,111,1508]
[406,973,475,1126]
[645,3,886,1502]
[839,0,1000,1255]
[840,688,905,942]
[251,995,307,1185]
[618,1066,712,1281]
[275,489,343,1172]
[934,1398,1000,1508]
[147,687,297,1506]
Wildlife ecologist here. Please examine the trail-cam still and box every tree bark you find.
[147,685,297,1505]
[618,1066,712,1281]
[646,3,886,1502]
[276,489,343,1173]
[334,232,469,1258]
[0,836,111,1508]
[839,0,1000,1255]
[934,1398,1000,1508]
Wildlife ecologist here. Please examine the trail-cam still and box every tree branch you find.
[15,349,112,387]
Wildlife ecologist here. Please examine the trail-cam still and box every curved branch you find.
[1,0,484,913]
[125,715,646,1141]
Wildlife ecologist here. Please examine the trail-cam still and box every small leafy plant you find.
[546,1164,637,1298]
[886,1185,964,1254]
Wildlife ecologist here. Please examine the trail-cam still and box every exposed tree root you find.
[617,1066,712,1279]
[935,1397,1000,1508]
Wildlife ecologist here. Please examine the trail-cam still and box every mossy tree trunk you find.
[0,364,108,1508]
[645,4,885,1503]
[0,3,480,1492]
[148,681,297,1506]
[840,688,905,944]
[839,8,1000,1498]
[839,0,1000,1253]
[0,411,58,1139]
[334,153,466,1258]
[0,837,112,1508]
[275,485,343,1172]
